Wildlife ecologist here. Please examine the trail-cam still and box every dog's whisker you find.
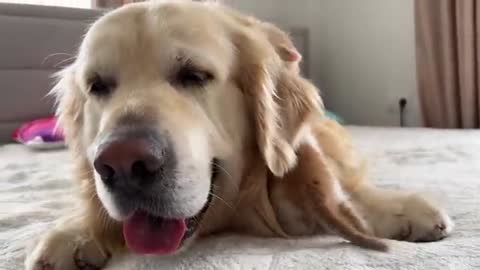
[42,52,74,65]
[209,192,233,209]
[54,56,77,68]
[211,166,239,193]
[214,163,233,180]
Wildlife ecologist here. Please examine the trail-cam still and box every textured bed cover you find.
[1,126,479,270]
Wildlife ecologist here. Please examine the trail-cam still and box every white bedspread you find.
[1,127,480,270]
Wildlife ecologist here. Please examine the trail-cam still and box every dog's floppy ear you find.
[50,65,87,152]
[234,27,323,177]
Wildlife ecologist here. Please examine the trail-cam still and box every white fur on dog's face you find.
[65,2,249,221]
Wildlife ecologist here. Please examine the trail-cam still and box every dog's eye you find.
[176,67,214,88]
[89,75,115,96]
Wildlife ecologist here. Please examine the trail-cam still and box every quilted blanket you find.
[1,126,479,269]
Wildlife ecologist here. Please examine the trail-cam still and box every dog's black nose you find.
[93,138,163,187]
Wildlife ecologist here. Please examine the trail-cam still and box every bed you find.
[1,126,479,270]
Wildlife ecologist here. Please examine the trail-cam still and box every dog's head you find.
[53,1,322,255]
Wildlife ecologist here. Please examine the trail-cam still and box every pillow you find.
[325,110,345,124]
[12,116,65,150]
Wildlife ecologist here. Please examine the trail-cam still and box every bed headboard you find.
[0,3,103,143]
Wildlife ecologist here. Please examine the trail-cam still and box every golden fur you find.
[229,24,386,249]
[25,1,453,269]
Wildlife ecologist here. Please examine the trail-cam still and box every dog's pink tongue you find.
[123,211,186,255]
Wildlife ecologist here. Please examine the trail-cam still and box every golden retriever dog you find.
[25,1,453,269]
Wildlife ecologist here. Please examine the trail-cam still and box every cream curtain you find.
[415,0,480,128]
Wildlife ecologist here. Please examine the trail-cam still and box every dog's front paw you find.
[393,194,454,242]
[25,228,109,270]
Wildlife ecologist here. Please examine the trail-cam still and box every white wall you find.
[228,0,421,127]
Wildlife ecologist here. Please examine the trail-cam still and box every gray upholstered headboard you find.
[0,3,103,143]
[0,3,310,144]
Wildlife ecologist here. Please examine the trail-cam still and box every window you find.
[0,0,92,9]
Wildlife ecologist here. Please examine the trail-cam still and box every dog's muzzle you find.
[92,128,218,255]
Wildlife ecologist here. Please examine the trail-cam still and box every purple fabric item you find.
[12,116,65,149]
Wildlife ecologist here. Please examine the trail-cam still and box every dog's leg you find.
[271,142,387,250]
[292,144,387,251]
[350,183,454,242]
[310,119,453,242]
[25,207,122,270]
